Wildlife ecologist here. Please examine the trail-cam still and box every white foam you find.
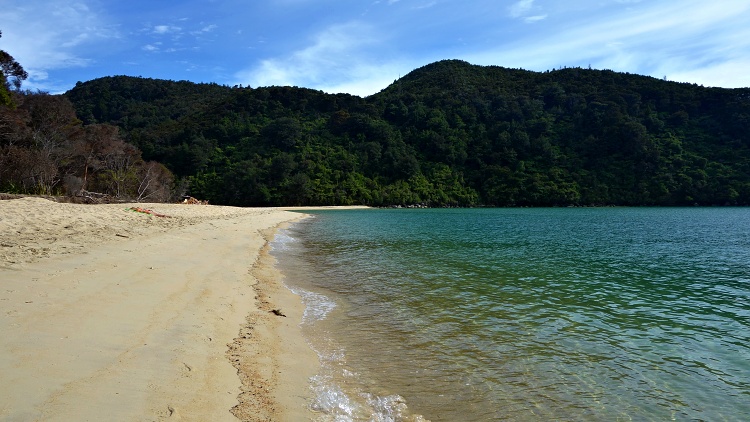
[270,230,298,251]
[310,374,362,421]
[309,373,426,422]
[283,284,337,324]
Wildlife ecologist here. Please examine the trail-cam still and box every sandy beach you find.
[0,197,334,421]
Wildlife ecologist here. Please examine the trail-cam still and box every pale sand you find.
[0,197,353,421]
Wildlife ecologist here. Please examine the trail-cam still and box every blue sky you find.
[2,0,749,96]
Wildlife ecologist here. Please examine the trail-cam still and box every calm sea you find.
[270,208,750,421]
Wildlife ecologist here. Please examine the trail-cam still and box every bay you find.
[272,208,750,421]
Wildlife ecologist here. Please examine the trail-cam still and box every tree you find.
[0,30,29,107]
[62,62,750,206]
[0,88,175,200]
[0,42,177,201]
[135,161,174,202]
[261,117,302,150]
[80,124,121,189]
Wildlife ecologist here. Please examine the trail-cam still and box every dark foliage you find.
[62,60,750,206]
[1,91,175,201]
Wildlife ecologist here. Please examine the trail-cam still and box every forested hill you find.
[64,59,750,207]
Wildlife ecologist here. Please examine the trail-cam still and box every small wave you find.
[310,374,361,421]
[310,373,429,422]
[365,394,429,422]
[286,286,427,421]
[284,285,337,324]
[270,230,298,251]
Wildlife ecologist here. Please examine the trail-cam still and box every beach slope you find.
[0,198,318,421]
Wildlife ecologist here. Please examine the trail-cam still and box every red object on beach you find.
[129,207,171,218]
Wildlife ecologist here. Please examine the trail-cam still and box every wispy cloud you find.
[60,33,94,48]
[194,24,218,34]
[467,0,750,87]
[153,25,181,35]
[508,0,545,23]
[0,1,117,91]
[524,14,547,23]
[509,0,535,18]
[413,2,437,10]
[2,0,748,95]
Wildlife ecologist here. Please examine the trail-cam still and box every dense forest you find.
[4,58,750,206]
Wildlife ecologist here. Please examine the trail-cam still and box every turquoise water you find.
[271,208,750,421]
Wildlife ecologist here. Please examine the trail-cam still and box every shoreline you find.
[228,221,320,421]
[0,197,361,421]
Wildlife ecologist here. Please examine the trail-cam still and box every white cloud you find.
[61,33,92,48]
[524,14,547,23]
[466,0,750,88]
[153,25,181,34]
[509,0,544,22]
[190,24,218,37]
[509,0,534,18]
[413,2,437,10]
[0,1,117,90]
[315,61,415,96]
[235,21,408,95]
[3,0,748,96]
[27,69,49,81]
[50,3,94,25]
[664,58,750,88]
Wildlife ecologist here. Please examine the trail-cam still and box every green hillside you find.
[60,60,750,206]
